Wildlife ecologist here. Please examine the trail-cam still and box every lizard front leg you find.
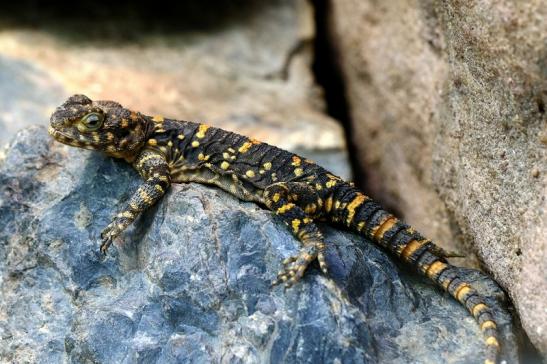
[100,149,171,254]
[264,182,328,287]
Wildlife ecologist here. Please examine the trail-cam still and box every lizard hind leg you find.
[264,183,328,288]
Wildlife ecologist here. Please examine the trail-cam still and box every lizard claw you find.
[100,237,112,255]
[272,242,328,288]
[99,224,117,255]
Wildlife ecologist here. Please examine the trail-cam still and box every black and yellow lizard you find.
[48,94,502,364]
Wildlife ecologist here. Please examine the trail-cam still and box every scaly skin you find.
[49,95,502,363]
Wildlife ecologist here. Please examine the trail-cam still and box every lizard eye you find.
[81,112,104,131]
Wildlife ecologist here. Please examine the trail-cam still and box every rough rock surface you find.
[0,0,350,179]
[0,127,517,363]
[329,0,546,356]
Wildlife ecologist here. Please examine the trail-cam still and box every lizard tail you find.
[335,189,500,363]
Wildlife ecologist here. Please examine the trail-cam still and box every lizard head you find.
[49,94,151,159]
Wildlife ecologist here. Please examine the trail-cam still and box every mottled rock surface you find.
[329,0,546,356]
[0,0,350,179]
[0,127,517,362]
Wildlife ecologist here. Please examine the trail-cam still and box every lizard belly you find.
[170,165,266,204]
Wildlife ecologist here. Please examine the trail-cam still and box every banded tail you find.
[329,185,501,364]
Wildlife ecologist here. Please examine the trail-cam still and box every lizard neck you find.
[105,113,156,163]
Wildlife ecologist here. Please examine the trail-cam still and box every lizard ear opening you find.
[78,112,104,132]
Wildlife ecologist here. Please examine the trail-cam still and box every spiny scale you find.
[48,95,502,364]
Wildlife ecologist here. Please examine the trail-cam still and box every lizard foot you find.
[100,236,112,255]
[99,216,131,254]
[272,242,328,288]
[99,224,119,255]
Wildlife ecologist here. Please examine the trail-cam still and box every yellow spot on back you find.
[315,183,322,190]
[238,141,253,153]
[167,141,173,147]
[223,152,231,159]
[272,193,281,203]
[152,115,164,122]
[357,221,365,232]
[196,124,210,138]
[325,196,333,212]
[277,203,295,214]
[148,139,158,146]
[198,153,207,161]
[220,161,230,170]
[263,162,272,170]
[246,170,256,178]
[155,185,165,193]
[294,168,303,176]
[303,217,312,224]
[191,141,200,147]
[345,194,366,225]
[228,147,235,153]
[326,179,337,188]
[177,134,185,140]
[291,156,301,166]
[304,204,316,214]
[291,219,301,233]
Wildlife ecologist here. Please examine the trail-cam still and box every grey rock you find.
[0,127,517,363]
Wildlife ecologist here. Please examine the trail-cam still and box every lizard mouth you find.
[48,126,98,150]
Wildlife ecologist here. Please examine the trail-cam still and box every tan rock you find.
[330,0,546,356]
[0,0,350,179]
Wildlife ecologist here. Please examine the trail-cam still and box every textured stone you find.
[0,0,350,179]
[329,0,546,356]
[0,126,518,362]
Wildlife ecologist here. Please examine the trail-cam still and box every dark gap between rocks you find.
[0,0,268,41]
[310,0,367,190]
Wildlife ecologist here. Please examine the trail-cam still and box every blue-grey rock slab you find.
[0,126,517,363]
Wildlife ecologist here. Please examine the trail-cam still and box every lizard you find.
[48,94,502,364]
